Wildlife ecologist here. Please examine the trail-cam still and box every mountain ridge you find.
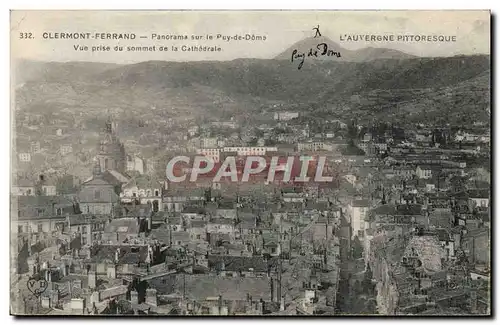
[14,54,490,127]
[274,36,417,62]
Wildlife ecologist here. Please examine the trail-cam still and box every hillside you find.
[14,55,490,125]
[13,59,120,85]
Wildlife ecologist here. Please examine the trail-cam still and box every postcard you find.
[10,10,491,316]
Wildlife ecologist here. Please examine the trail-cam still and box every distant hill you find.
[88,55,489,101]
[274,36,416,62]
[13,59,120,85]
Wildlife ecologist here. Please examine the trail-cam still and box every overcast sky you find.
[11,10,490,63]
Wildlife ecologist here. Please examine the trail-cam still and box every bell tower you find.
[96,116,126,173]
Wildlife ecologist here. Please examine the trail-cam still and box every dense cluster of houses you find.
[11,115,490,315]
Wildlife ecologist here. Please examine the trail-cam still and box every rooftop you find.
[170,274,273,301]
[352,199,370,208]
[90,244,149,264]
[208,255,278,273]
[104,218,140,234]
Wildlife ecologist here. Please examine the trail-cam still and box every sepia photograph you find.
[9,10,491,316]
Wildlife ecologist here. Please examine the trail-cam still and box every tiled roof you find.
[104,218,140,234]
[433,229,451,242]
[209,218,235,225]
[16,195,76,219]
[352,199,370,207]
[171,231,190,242]
[14,178,35,187]
[78,186,119,204]
[396,204,423,216]
[123,175,162,190]
[68,214,108,226]
[190,220,207,228]
[467,189,490,199]
[122,204,152,217]
[372,205,397,215]
[17,195,73,207]
[181,205,205,214]
[90,244,149,264]
[207,255,278,273]
[174,275,273,301]
[464,228,489,239]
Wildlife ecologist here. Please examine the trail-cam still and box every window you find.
[27,189,31,195]
[37,224,43,232]
[155,190,159,197]
[43,187,47,195]
[196,234,201,240]
[57,208,62,216]
[94,190,101,199]
[18,225,23,233]
[36,208,45,217]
